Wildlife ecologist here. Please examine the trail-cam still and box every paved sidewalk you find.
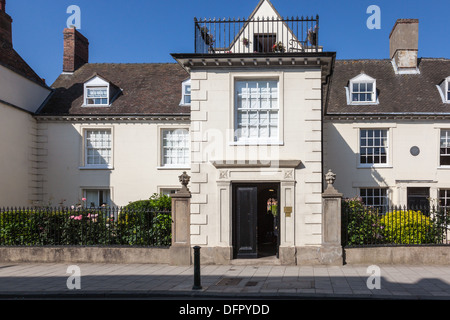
[0,263,450,299]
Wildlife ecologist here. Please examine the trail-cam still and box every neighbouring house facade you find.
[0,0,449,265]
[324,19,450,212]
[0,0,52,206]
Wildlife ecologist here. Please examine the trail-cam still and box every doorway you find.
[232,183,280,259]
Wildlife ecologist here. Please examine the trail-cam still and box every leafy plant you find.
[342,197,384,246]
[380,210,436,244]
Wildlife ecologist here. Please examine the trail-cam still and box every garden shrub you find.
[342,197,384,246]
[380,210,436,244]
[118,193,172,246]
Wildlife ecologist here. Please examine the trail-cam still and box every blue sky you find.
[7,0,450,85]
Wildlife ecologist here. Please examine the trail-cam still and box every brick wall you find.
[63,28,89,73]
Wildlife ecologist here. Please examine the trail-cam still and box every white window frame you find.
[233,79,280,144]
[359,128,389,167]
[347,74,377,105]
[81,128,113,169]
[83,76,110,107]
[440,129,450,167]
[159,128,190,169]
[180,79,191,106]
[359,187,389,213]
[439,189,450,209]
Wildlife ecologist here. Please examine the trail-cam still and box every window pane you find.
[440,189,450,208]
[235,81,279,141]
[360,188,388,213]
[360,129,388,164]
[162,129,190,166]
[351,81,375,102]
[86,87,108,105]
[440,130,450,166]
[86,130,111,166]
[84,189,110,208]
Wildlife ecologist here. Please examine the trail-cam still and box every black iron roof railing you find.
[194,15,320,54]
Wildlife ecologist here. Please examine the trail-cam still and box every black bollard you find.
[192,246,202,290]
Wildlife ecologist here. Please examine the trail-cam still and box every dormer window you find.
[83,75,111,107]
[438,77,450,103]
[447,81,450,102]
[180,79,191,106]
[348,74,377,105]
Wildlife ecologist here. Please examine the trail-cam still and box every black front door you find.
[233,185,258,258]
[232,183,280,259]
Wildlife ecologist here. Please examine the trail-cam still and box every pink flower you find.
[81,198,87,201]
[70,215,83,220]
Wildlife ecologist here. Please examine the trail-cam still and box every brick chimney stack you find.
[0,0,13,47]
[389,19,419,73]
[63,27,89,73]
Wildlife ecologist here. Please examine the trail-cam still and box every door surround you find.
[215,165,297,263]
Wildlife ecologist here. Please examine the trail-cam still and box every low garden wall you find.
[0,246,171,264]
[344,246,450,265]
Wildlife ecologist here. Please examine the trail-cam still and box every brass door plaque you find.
[284,206,292,217]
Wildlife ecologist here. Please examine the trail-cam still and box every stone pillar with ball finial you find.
[320,169,343,265]
[169,172,192,265]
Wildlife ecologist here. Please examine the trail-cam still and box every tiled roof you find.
[0,45,47,87]
[325,58,450,115]
[40,63,190,116]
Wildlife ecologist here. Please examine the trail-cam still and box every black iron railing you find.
[0,207,172,247]
[342,199,450,247]
[194,16,319,54]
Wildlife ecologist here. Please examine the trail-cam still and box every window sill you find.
[82,104,111,108]
[437,166,450,170]
[157,166,191,170]
[357,164,392,169]
[230,140,284,146]
[348,101,378,106]
[79,166,113,170]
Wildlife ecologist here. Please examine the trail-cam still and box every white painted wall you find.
[38,120,191,207]
[324,120,450,206]
[0,102,37,206]
[0,65,50,113]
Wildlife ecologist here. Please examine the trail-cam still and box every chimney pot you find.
[63,27,89,73]
[389,19,419,71]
